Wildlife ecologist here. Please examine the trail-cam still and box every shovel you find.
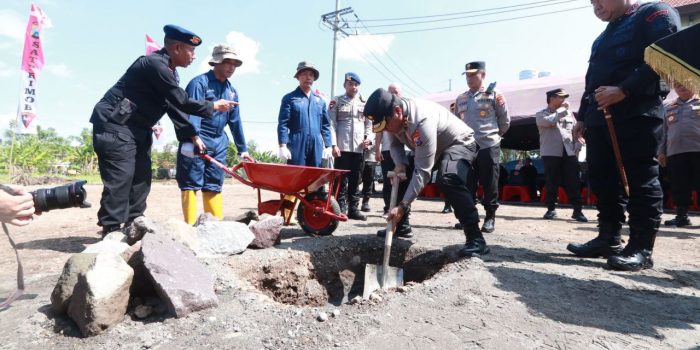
[363,171,406,298]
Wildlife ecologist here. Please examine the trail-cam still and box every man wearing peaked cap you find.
[89,24,236,236]
[455,60,510,233]
[364,88,491,257]
[329,72,371,220]
[277,61,332,169]
[177,44,253,224]
[536,88,587,223]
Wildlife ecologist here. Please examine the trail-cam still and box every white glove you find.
[322,147,333,159]
[278,146,291,161]
[180,143,195,158]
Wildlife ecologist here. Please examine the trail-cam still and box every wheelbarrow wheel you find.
[297,192,341,236]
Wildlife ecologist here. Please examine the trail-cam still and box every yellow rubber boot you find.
[203,191,223,219]
[181,190,198,225]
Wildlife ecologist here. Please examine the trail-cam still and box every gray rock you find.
[350,255,361,266]
[162,219,199,252]
[134,305,153,319]
[195,212,219,226]
[196,221,255,257]
[82,239,130,255]
[331,309,340,318]
[316,312,328,322]
[348,296,363,305]
[248,215,283,249]
[139,234,218,318]
[224,210,259,225]
[120,240,142,264]
[124,216,163,245]
[50,254,97,315]
[67,253,133,337]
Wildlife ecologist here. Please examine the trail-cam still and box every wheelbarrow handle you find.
[198,154,255,188]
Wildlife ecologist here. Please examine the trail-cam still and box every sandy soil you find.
[0,183,698,350]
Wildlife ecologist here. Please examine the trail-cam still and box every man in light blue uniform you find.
[177,44,253,224]
[277,61,332,167]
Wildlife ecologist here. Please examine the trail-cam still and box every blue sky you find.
[0,0,607,151]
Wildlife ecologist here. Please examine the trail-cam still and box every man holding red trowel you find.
[363,88,488,257]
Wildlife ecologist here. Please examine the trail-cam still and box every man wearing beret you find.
[536,88,587,222]
[455,61,510,233]
[329,72,372,220]
[567,0,679,271]
[90,24,236,235]
[277,61,332,167]
[177,44,254,224]
[658,84,700,228]
[365,88,489,257]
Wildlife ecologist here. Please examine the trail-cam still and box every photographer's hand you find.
[0,185,35,226]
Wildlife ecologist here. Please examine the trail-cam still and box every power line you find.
[365,6,589,35]
[353,16,430,95]
[359,0,580,28]
[359,0,579,21]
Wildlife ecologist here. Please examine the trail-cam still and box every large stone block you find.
[162,218,199,252]
[50,253,97,315]
[82,239,130,255]
[248,215,283,249]
[139,234,218,318]
[67,253,133,337]
[196,221,254,257]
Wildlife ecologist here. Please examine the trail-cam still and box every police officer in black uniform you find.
[566,0,679,271]
[90,25,236,235]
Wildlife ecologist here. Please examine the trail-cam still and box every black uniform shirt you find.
[90,48,214,140]
[578,2,680,127]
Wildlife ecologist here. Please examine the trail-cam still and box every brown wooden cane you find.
[604,109,630,196]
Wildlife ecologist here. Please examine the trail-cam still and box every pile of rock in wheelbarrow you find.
[50,212,283,337]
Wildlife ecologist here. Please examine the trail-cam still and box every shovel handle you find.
[381,171,406,287]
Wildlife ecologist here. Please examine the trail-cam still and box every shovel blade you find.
[362,264,404,299]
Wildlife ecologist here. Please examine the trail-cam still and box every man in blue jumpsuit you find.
[177,44,254,224]
[89,25,235,235]
[566,0,679,271]
[277,61,332,166]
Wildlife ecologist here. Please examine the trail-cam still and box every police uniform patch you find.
[412,129,424,147]
[646,9,669,22]
[479,110,487,117]
[329,100,336,109]
[667,114,676,123]
[190,36,201,45]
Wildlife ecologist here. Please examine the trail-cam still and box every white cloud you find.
[45,63,72,77]
[337,34,394,62]
[0,10,25,41]
[198,31,261,76]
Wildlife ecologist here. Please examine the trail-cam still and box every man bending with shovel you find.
[364,88,489,257]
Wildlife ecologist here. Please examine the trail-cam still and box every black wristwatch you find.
[398,200,411,213]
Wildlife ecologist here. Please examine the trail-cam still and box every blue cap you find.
[163,24,202,46]
[344,72,361,85]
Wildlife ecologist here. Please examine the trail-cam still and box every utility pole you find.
[321,5,353,98]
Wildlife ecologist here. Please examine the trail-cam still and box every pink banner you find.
[17,3,50,133]
[145,34,160,55]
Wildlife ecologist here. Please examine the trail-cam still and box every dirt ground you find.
[0,183,699,350]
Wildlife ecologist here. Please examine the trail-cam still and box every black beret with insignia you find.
[163,24,202,46]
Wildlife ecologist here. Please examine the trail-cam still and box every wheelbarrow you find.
[199,154,348,236]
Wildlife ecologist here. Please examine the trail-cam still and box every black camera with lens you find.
[31,180,91,213]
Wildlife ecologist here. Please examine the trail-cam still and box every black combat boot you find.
[460,223,490,257]
[566,222,623,258]
[347,206,367,221]
[361,196,371,212]
[481,209,495,233]
[377,215,412,238]
[543,208,557,219]
[441,203,452,214]
[664,207,691,227]
[607,228,656,271]
[101,224,122,237]
[571,206,588,223]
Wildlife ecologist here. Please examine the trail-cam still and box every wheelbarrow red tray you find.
[198,154,348,236]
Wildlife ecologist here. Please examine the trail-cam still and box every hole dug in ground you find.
[247,239,462,307]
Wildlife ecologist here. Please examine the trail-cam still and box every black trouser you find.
[439,143,480,239]
[335,151,363,211]
[466,145,500,211]
[667,151,700,212]
[361,161,377,201]
[543,155,582,210]
[585,116,663,250]
[93,122,153,228]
